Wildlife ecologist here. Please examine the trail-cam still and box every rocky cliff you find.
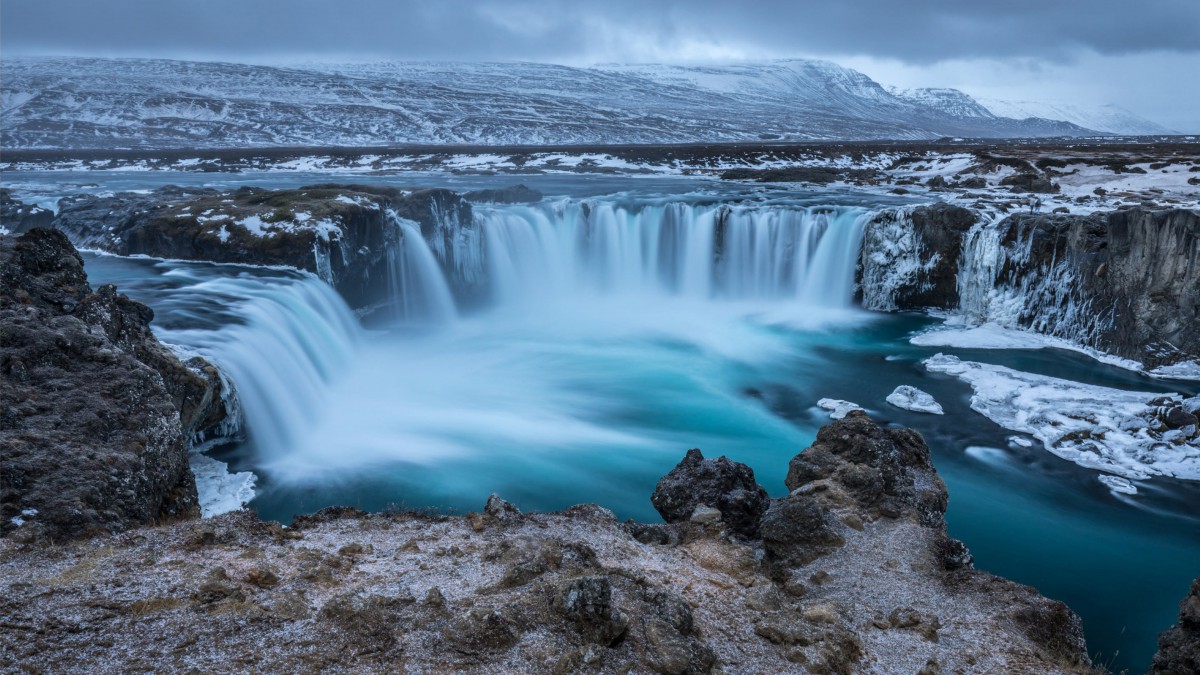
[49,185,475,313]
[1,229,232,541]
[859,205,1200,369]
[1152,577,1200,673]
[0,411,1095,673]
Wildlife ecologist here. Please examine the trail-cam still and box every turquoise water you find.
[42,171,1200,673]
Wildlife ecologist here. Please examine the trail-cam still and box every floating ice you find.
[924,353,1200,481]
[911,321,1143,372]
[885,385,944,414]
[1098,475,1138,495]
[818,398,864,419]
[190,453,257,517]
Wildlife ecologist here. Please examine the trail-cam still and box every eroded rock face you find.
[1,229,230,540]
[651,448,770,537]
[1152,577,1200,674]
[860,205,1200,368]
[50,185,475,312]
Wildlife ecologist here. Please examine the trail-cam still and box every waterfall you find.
[456,200,870,308]
[385,210,458,323]
[154,269,363,461]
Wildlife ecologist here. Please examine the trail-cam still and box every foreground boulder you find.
[650,448,770,537]
[1152,577,1200,673]
[0,411,1093,673]
[1,229,232,540]
[50,184,475,312]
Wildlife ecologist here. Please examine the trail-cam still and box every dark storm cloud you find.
[2,0,1198,63]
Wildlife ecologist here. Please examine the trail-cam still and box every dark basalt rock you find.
[464,184,543,204]
[784,410,949,527]
[556,576,629,646]
[999,173,1060,193]
[860,205,1200,369]
[758,492,846,567]
[650,448,770,537]
[1,229,232,540]
[1152,577,1200,674]
[49,185,475,313]
[0,189,54,234]
[993,208,1200,368]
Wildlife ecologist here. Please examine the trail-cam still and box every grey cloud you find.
[2,0,1199,63]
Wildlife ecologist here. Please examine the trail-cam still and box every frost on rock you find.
[817,398,864,419]
[885,385,944,414]
[924,353,1200,481]
[190,452,257,518]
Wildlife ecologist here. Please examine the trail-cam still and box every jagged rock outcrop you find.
[650,448,770,537]
[0,410,1093,673]
[857,202,978,311]
[1,229,232,540]
[50,185,475,312]
[1151,577,1200,674]
[0,189,54,233]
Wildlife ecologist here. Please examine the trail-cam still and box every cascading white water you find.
[154,269,363,460]
[385,211,458,323]
[465,200,871,308]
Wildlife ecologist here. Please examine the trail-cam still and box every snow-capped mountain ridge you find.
[975,98,1177,136]
[0,56,1165,150]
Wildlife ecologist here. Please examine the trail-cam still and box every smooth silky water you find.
[18,171,1197,672]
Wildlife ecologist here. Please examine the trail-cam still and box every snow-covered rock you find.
[885,385,944,414]
[817,398,864,419]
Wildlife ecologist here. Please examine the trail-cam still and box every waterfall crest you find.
[454,200,871,309]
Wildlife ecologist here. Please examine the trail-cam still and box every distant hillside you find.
[974,98,1177,136]
[1,57,1107,149]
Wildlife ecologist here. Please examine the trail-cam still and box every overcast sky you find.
[3,0,1198,131]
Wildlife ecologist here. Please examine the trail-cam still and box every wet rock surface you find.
[0,188,53,234]
[1,410,1095,673]
[1,229,232,541]
[858,202,978,311]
